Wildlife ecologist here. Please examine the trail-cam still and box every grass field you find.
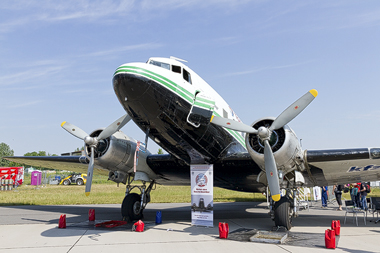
[1,174,379,206]
[0,174,265,205]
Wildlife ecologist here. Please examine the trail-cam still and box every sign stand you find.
[191,164,213,227]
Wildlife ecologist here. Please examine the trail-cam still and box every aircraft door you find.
[187,92,215,128]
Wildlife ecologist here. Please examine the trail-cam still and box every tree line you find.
[0,142,57,167]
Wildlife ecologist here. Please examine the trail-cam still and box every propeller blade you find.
[264,140,281,202]
[97,114,132,140]
[61,121,89,140]
[85,146,95,196]
[210,115,258,134]
[269,89,318,131]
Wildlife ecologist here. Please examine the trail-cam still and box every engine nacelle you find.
[84,129,157,184]
[245,117,305,184]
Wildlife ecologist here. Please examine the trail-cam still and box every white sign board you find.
[191,164,213,227]
[313,186,321,201]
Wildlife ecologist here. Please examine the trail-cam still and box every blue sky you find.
[1,0,380,156]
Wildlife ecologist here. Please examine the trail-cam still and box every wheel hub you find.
[133,201,141,215]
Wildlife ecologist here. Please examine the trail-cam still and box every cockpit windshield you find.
[149,60,170,70]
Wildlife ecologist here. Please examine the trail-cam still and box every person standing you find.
[321,186,328,208]
[356,182,362,208]
[333,184,343,211]
[349,183,358,207]
[359,182,368,211]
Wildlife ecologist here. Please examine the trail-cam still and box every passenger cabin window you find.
[149,60,170,70]
[172,65,181,73]
[183,69,192,84]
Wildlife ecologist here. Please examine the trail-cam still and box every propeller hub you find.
[258,126,271,141]
[84,136,98,146]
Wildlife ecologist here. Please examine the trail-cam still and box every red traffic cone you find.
[58,214,66,229]
[219,222,229,239]
[89,209,95,221]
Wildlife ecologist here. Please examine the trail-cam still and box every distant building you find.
[25,167,41,174]
[61,150,84,156]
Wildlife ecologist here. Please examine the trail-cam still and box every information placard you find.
[191,164,213,227]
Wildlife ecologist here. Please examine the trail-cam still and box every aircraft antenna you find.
[170,56,188,63]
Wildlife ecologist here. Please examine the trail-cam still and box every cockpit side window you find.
[149,60,170,70]
[172,65,181,74]
[183,69,192,84]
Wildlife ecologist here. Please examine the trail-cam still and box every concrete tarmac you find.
[0,201,379,252]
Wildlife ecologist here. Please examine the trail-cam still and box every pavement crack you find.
[277,245,292,252]
[67,229,88,253]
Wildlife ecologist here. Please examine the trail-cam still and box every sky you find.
[1,0,380,156]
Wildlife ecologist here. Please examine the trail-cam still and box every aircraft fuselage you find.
[113,58,246,165]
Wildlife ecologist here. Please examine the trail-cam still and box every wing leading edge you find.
[4,156,109,176]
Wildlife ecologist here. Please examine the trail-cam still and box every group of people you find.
[321,182,370,211]
[346,182,369,210]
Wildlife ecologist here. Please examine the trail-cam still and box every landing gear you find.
[274,197,293,230]
[268,188,295,230]
[121,175,155,222]
[122,193,143,221]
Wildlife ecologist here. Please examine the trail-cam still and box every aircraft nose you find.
[113,70,150,102]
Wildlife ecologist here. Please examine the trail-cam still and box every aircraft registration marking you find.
[347,164,380,172]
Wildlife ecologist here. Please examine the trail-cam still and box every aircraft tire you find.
[274,197,292,230]
[121,193,143,221]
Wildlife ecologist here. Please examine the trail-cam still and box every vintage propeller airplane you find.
[6,56,380,230]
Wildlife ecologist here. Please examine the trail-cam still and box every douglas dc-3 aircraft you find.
[6,56,380,230]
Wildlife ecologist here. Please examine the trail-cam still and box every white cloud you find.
[336,9,380,29]
[84,43,163,57]
[0,0,260,34]
[6,100,42,109]
[346,111,380,121]
[0,65,67,87]
[224,60,314,77]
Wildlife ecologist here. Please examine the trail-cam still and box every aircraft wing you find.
[6,148,380,189]
[147,148,380,189]
[3,156,109,176]
[147,153,266,192]
[5,153,265,192]
[306,148,380,186]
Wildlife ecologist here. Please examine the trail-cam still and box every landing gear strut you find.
[121,175,155,222]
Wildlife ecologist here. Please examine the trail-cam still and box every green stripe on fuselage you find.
[115,66,194,103]
[193,101,214,110]
[213,112,246,147]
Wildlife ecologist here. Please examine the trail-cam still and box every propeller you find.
[210,115,258,134]
[61,114,131,196]
[210,89,318,201]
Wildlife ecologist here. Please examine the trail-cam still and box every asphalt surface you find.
[0,201,379,252]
